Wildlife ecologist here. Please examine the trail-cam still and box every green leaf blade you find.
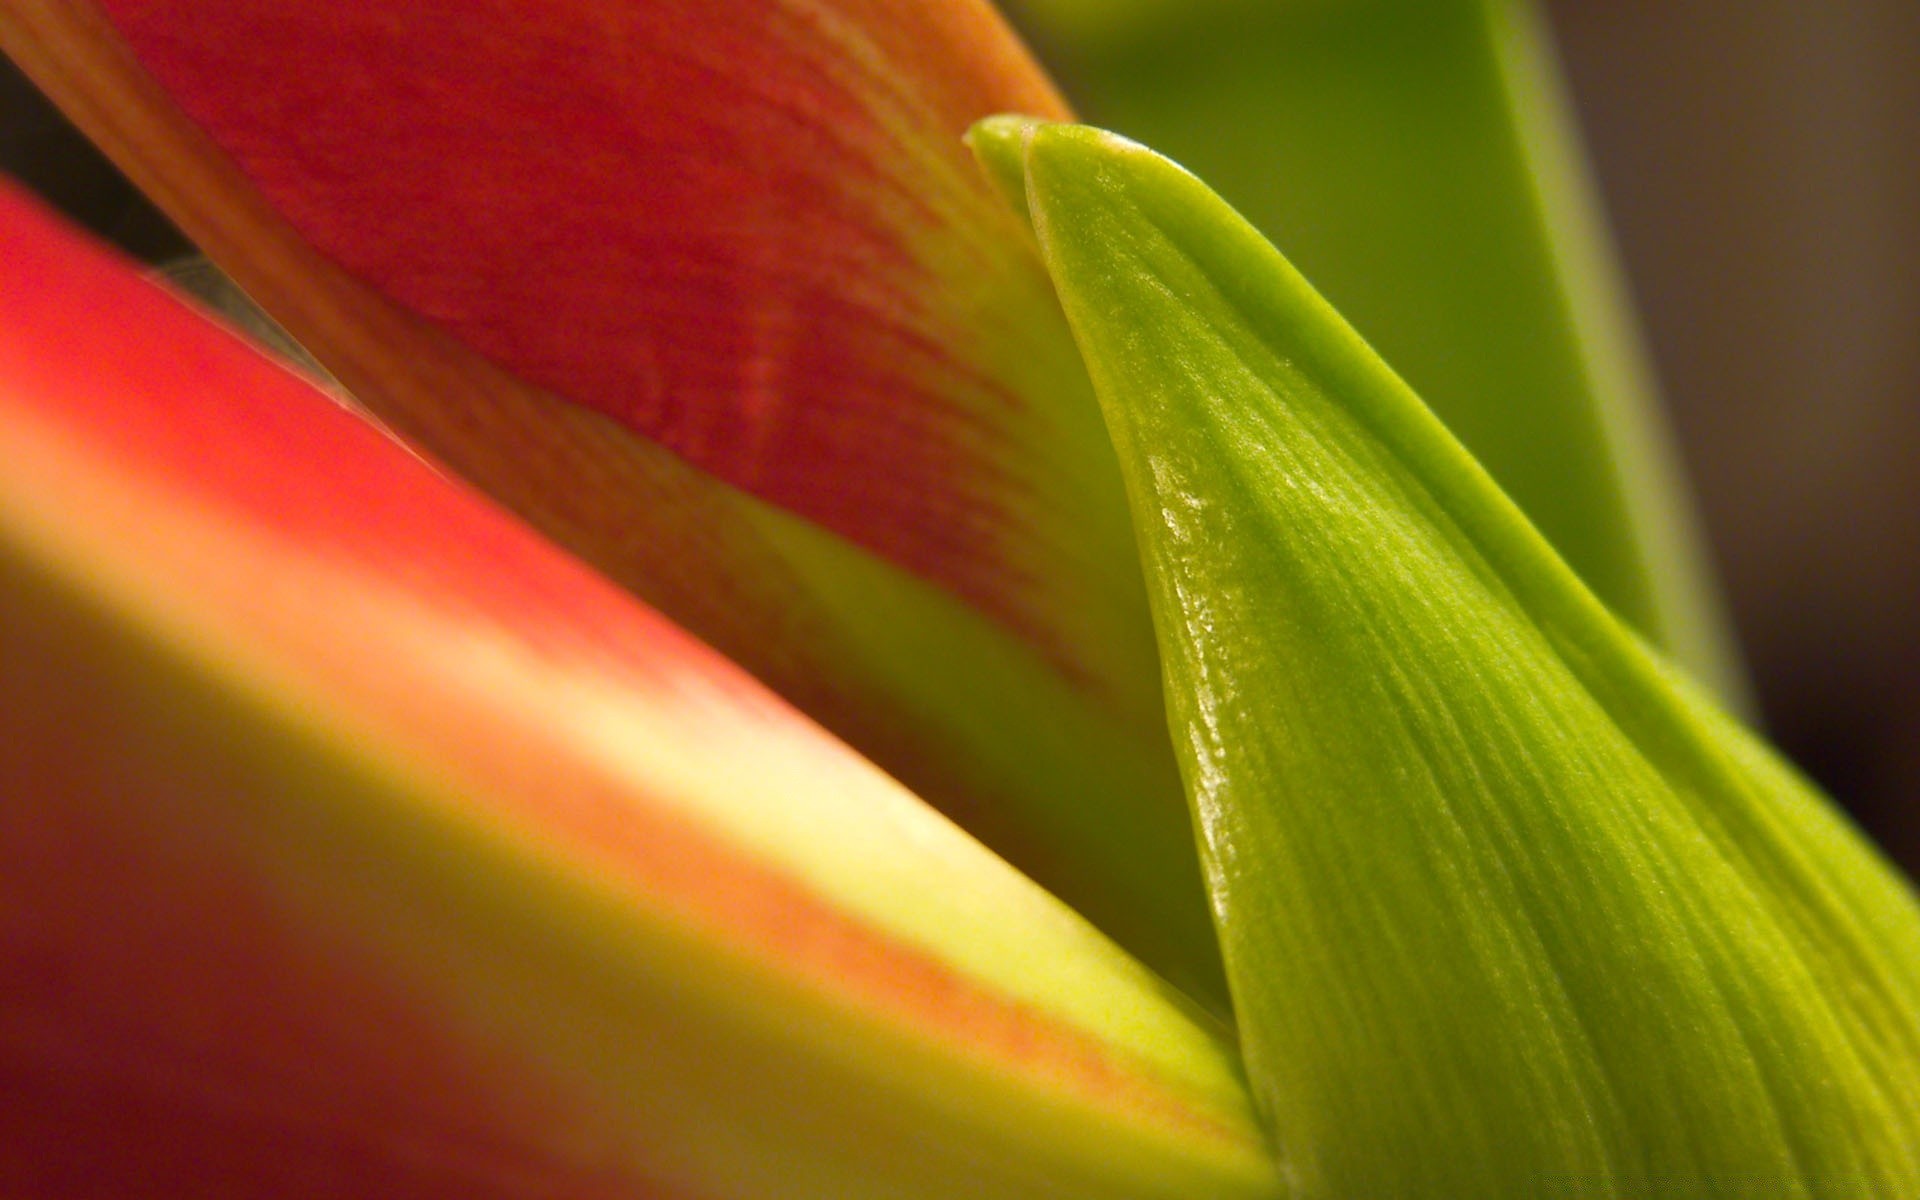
[999,0,1748,711]
[999,120,1920,1197]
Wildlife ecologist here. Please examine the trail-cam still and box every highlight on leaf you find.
[973,116,1920,1198]
[998,0,1748,713]
[0,180,1280,1200]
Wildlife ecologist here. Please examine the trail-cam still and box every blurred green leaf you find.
[981,117,1920,1197]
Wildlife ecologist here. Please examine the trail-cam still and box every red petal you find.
[0,0,1220,1006]
[0,182,1274,1196]
[82,0,1084,643]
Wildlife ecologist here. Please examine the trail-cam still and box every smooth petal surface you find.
[0,184,1279,1198]
[987,120,1920,1197]
[1001,0,1747,708]
[0,0,1221,1004]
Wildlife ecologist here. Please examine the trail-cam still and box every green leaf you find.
[1000,0,1747,710]
[981,118,1920,1197]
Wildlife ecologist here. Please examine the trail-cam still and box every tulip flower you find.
[3,3,1918,1199]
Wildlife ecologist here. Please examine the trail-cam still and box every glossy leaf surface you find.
[983,118,1920,1197]
[1003,0,1746,707]
[0,182,1278,1199]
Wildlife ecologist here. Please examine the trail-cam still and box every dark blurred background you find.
[3,4,1915,872]
[1545,2,1920,874]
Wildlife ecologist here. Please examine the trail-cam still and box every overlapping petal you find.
[0,0,1221,1003]
[0,183,1279,1198]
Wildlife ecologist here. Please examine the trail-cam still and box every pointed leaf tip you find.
[966,114,1043,226]
[1013,123,1920,1197]
[993,0,1750,711]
